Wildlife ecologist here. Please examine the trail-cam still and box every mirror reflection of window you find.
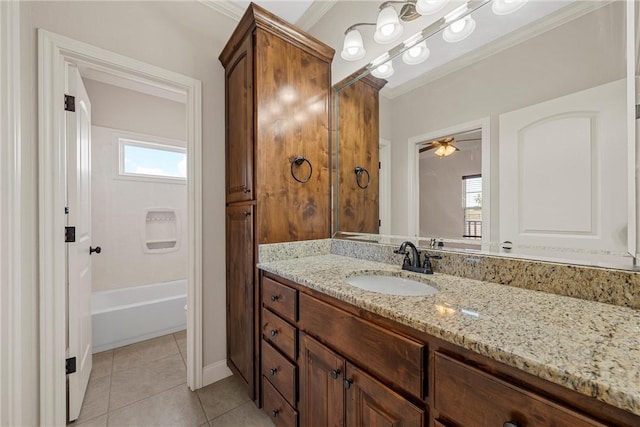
[462,175,481,239]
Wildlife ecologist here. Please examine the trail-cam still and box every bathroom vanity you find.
[257,244,640,427]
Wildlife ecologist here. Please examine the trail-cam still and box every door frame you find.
[38,29,203,426]
[406,117,491,244]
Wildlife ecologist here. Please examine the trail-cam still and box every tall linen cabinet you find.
[219,4,334,399]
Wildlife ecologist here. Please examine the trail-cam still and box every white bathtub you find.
[92,279,186,353]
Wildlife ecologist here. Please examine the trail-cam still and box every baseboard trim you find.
[202,359,233,387]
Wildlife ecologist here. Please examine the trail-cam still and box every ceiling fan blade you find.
[419,145,437,153]
[455,138,482,142]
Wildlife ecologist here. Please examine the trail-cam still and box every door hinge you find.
[378,161,381,169]
[64,207,69,215]
[66,357,77,375]
[64,94,75,112]
[379,219,381,226]
[65,226,76,242]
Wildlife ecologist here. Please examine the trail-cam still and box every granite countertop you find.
[258,254,640,416]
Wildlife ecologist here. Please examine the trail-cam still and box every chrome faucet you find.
[394,241,441,275]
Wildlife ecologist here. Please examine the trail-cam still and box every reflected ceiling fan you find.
[419,136,481,157]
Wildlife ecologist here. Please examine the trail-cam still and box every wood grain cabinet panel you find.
[299,333,346,427]
[299,292,425,399]
[225,205,254,390]
[433,352,606,427]
[263,378,298,427]
[345,362,424,427]
[262,340,297,405]
[220,3,334,400]
[262,276,297,323]
[262,308,297,360]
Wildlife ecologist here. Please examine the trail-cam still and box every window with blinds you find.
[462,174,482,238]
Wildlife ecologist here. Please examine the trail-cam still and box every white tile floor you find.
[69,331,274,427]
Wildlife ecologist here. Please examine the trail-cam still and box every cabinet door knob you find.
[330,368,341,379]
[244,211,251,217]
[89,246,101,255]
[343,378,353,389]
[503,421,520,427]
[269,368,278,376]
[270,295,279,302]
[243,187,251,193]
[270,329,278,337]
[271,410,279,418]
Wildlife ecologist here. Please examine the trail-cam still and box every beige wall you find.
[419,143,482,238]
[19,1,236,383]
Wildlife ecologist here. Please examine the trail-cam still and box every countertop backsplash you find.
[260,238,640,309]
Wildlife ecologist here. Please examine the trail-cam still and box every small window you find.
[119,139,186,181]
[462,174,482,238]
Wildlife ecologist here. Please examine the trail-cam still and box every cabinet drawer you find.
[299,293,424,398]
[263,276,297,323]
[434,352,606,427]
[262,308,297,360]
[263,377,298,427]
[262,340,297,406]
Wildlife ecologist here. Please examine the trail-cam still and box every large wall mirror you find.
[333,0,639,269]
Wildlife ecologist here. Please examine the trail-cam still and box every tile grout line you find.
[106,349,114,426]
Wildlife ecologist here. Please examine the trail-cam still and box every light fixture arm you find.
[379,0,416,10]
[344,22,376,34]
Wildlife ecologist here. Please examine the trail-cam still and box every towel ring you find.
[290,156,312,183]
[355,167,370,189]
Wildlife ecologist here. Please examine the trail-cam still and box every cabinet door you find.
[226,205,254,392]
[345,362,424,427]
[225,35,254,203]
[299,333,345,427]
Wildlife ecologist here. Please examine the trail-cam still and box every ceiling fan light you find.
[435,144,457,157]
[341,29,366,61]
[415,0,448,16]
[443,15,475,43]
[492,0,528,15]
[374,6,404,44]
[402,40,430,65]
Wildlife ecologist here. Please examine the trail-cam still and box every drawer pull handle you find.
[270,329,278,337]
[503,421,520,427]
[243,187,251,193]
[269,368,278,376]
[270,295,279,302]
[330,368,341,379]
[271,410,279,418]
[343,378,353,389]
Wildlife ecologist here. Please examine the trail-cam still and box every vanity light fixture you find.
[492,0,528,15]
[402,33,430,65]
[371,53,395,78]
[442,4,476,43]
[341,0,445,61]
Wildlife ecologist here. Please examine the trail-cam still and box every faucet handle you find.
[394,250,411,267]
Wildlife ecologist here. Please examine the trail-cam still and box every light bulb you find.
[450,19,465,33]
[408,45,422,58]
[370,55,394,79]
[374,6,403,44]
[415,0,447,16]
[402,39,430,65]
[340,29,366,61]
[492,0,528,15]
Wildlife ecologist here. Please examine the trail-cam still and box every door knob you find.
[89,246,101,255]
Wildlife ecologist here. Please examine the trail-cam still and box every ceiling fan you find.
[419,136,481,157]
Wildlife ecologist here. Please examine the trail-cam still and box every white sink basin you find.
[345,274,439,296]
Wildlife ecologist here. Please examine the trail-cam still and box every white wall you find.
[91,126,188,292]
[84,80,188,292]
[19,1,237,395]
[387,3,625,236]
[419,143,481,238]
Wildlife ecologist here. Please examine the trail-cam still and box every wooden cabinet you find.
[260,271,640,427]
[298,333,424,427]
[220,3,334,399]
[335,74,387,234]
[225,205,254,387]
[433,352,605,427]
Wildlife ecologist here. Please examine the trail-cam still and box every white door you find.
[499,79,627,253]
[66,64,93,422]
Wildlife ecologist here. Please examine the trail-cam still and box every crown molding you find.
[198,0,244,22]
[296,0,338,31]
[382,0,607,99]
